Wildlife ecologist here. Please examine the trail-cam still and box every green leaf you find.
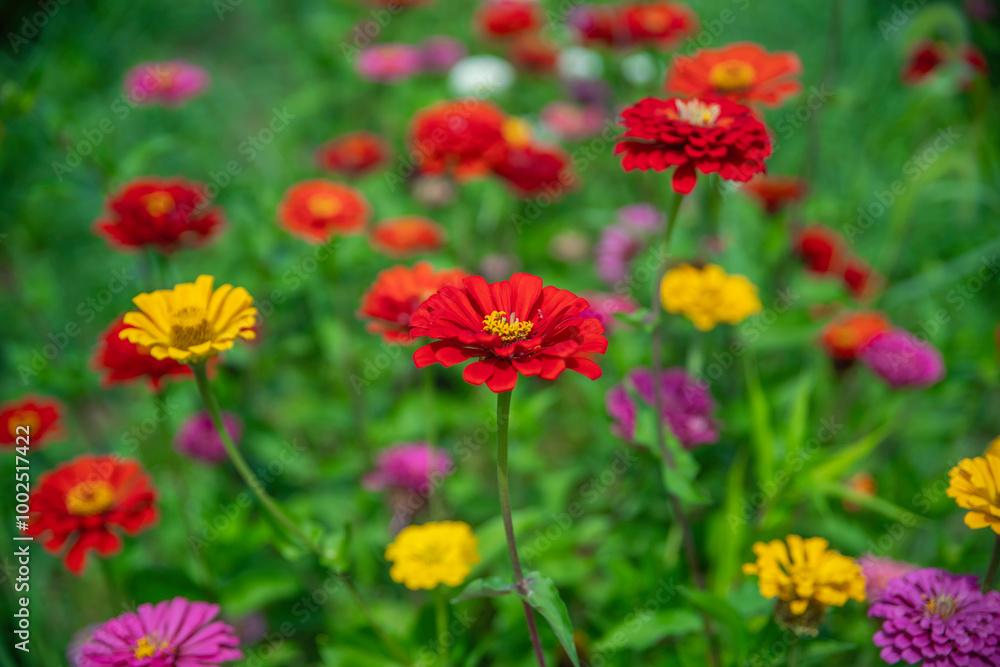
[680,587,748,664]
[452,576,515,603]
[318,522,352,573]
[804,420,895,486]
[593,609,703,652]
[221,565,300,616]
[743,353,775,488]
[521,572,580,667]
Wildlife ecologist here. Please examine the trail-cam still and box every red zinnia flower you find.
[741,174,808,215]
[370,216,447,257]
[506,34,560,72]
[665,42,803,107]
[94,177,224,254]
[316,131,390,178]
[841,257,881,300]
[24,455,158,574]
[0,396,64,450]
[819,312,890,361]
[475,0,542,38]
[91,316,193,391]
[796,224,845,275]
[491,142,576,198]
[410,273,608,392]
[902,40,989,87]
[409,100,509,180]
[278,179,370,243]
[359,262,468,343]
[569,2,696,49]
[615,96,772,194]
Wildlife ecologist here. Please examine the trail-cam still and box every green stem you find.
[984,535,1000,594]
[191,364,412,665]
[424,370,441,520]
[788,640,801,667]
[435,588,449,666]
[496,389,547,667]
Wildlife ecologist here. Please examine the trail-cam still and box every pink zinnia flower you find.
[858,555,919,603]
[79,597,242,667]
[420,36,467,72]
[580,292,638,332]
[356,44,424,82]
[364,443,454,496]
[174,411,242,464]
[859,329,945,389]
[124,60,209,106]
[540,101,608,141]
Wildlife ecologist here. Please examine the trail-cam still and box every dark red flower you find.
[410,273,608,392]
[0,396,64,450]
[741,174,808,215]
[796,224,844,275]
[569,2,696,49]
[491,142,576,199]
[902,40,947,85]
[409,100,509,181]
[359,262,469,343]
[475,0,542,38]
[91,316,193,391]
[94,178,223,254]
[278,179,371,243]
[506,33,560,72]
[24,455,158,574]
[315,131,390,177]
[615,96,772,194]
[841,257,881,300]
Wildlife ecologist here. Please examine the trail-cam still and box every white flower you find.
[448,55,515,97]
[557,47,604,80]
[621,53,657,85]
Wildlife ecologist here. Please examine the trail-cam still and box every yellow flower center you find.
[143,191,175,217]
[925,595,958,619]
[65,481,116,516]
[307,193,343,218]
[501,118,533,149]
[7,410,40,437]
[134,635,170,659]
[169,306,213,350]
[152,64,181,88]
[636,6,670,31]
[675,99,722,127]
[483,310,533,343]
[709,59,757,92]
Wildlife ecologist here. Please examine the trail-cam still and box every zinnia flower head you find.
[796,225,881,299]
[370,216,447,257]
[475,0,542,38]
[409,100,508,180]
[947,454,1000,534]
[385,521,480,590]
[419,36,467,72]
[858,555,919,603]
[1,395,64,450]
[902,39,989,88]
[491,141,576,199]
[819,311,890,361]
[448,55,516,97]
[506,34,560,73]
[660,264,762,331]
[859,329,944,389]
[540,101,607,141]
[79,597,242,667]
[665,42,803,107]
[174,411,242,464]
[356,44,424,82]
[869,568,1000,667]
[616,96,772,194]
[119,275,257,363]
[742,535,866,635]
[594,208,661,286]
[24,455,158,574]
[741,174,808,215]
[359,263,468,343]
[278,179,370,243]
[94,178,224,254]
[569,3,697,50]
[364,442,454,495]
[579,292,638,332]
[124,60,209,106]
[608,367,719,448]
[410,273,608,392]
[315,131,390,178]
[92,316,193,391]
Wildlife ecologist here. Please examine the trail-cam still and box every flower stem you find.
[984,535,1000,593]
[496,389,547,667]
[435,588,449,666]
[191,363,412,666]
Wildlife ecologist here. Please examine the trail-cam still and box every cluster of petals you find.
[660,264,761,331]
[665,42,802,107]
[607,367,718,449]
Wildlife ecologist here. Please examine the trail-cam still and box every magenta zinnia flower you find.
[356,44,424,82]
[79,597,242,667]
[364,443,454,496]
[858,554,919,603]
[607,367,718,448]
[420,36,467,72]
[174,411,242,464]
[859,330,945,389]
[869,568,1000,667]
[124,60,209,106]
[580,292,638,332]
[594,203,663,286]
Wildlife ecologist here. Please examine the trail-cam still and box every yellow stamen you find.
[169,306,212,350]
[65,481,116,516]
[143,191,175,217]
[502,118,533,150]
[483,310,533,343]
[308,193,344,218]
[7,410,40,438]
[134,636,169,659]
[675,99,722,127]
[709,60,757,92]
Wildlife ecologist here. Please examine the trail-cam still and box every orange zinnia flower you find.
[819,312,890,361]
[278,180,370,243]
[315,131,390,178]
[665,42,802,107]
[370,216,447,257]
[741,175,808,215]
[409,100,508,181]
[358,262,468,343]
[0,396,64,450]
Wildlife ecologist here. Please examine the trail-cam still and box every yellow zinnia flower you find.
[742,535,865,634]
[660,264,762,331]
[385,521,480,590]
[986,437,1000,460]
[120,275,257,363]
[947,455,1000,534]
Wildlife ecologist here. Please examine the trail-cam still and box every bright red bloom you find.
[491,142,576,198]
[278,179,370,243]
[91,316,193,391]
[741,174,808,215]
[410,273,608,393]
[316,131,390,177]
[615,96,772,194]
[796,224,844,275]
[359,263,468,343]
[506,34,560,72]
[94,178,223,254]
[475,0,542,38]
[24,455,158,574]
[665,42,803,107]
[409,100,508,180]
[841,257,881,300]
[0,396,64,450]
[902,40,989,87]
[570,3,696,49]
[370,216,447,257]
[819,312,890,361]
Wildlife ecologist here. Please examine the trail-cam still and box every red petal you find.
[463,360,494,386]
[485,362,518,393]
[413,344,438,368]
[671,162,698,194]
[565,357,603,380]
